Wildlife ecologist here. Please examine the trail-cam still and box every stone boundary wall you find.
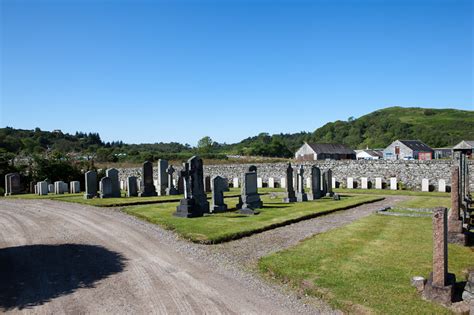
[117,160,474,191]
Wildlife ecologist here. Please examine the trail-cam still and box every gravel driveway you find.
[0,195,408,314]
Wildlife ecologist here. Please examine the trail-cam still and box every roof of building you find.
[453,140,474,150]
[306,143,356,155]
[361,149,383,158]
[398,140,434,152]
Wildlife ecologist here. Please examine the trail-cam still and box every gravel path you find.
[0,195,409,314]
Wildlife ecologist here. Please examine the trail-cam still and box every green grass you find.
[395,196,451,209]
[259,215,474,314]
[334,188,450,198]
[5,187,253,207]
[123,194,383,244]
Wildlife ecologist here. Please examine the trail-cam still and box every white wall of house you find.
[383,140,413,160]
[356,151,380,160]
[295,143,317,160]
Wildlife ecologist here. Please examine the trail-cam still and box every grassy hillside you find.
[311,106,474,149]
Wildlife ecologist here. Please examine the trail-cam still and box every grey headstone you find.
[139,161,157,197]
[283,163,296,203]
[174,156,209,217]
[296,165,308,202]
[211,176,228,213]
[236,165,262,214]
[48,183,54,193]
[84,170,97,199]
[100,177,113,198]
[106,168,120,197]
[165,165,179,195]
[4,173,21,196]
[127,176,138,197]
[38,181,48,195]
[157,159,169,196]
[322,169,333,196]
[70,181,80,193]
[54,181,64,194]
[307,166,322,200]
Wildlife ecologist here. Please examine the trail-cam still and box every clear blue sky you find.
[1,0,472,145]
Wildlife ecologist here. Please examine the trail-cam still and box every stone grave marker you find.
[237,165,263,214]
[4,173,21,196]
[422,179,430,192]
[211,176,228,213]
[438,179,446,193]
[347,177,354,189]
[280,177,286,189]
[165,165,179,195]
[127,176,138,197]
[296,165,308,202]
[157,159,169,196]
[54,181,64,194]
[139,161,157,197]
[106,168,121,197]
[38,181,48,195]
[233,177,239,188]
[283,163,296,203]
[307,165,321,200]
[375,177,382,189]
[361,177,368,189]
[323,170,333,196]
[70,181,80,193]
[174,156,210,217]
[268,177,275,188]
[257,177,263,188]
[390,177,397,190]
[100,177,113,198]
[84,170,97,199]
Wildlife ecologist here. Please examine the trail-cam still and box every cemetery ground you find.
[258,214,474,314]
[1,189,470,313]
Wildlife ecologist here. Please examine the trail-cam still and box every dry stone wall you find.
[117,160,474,191]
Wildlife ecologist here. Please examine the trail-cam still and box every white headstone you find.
[233,177,239,188]
[332,177,336,189]
[438,179,446,192]
[375,177,382,189]
[120,180,125,190]
[361,177,368,189]
[280,177,287,189]
[268,177,275,188]
[390,177,397,190]
[347,177,354,189]
[257,177,263,188]
[306,177,312,189]
[421,178,429,192]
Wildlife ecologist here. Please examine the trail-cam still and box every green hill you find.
[310,106,474,149]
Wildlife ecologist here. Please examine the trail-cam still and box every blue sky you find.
[1,0,472,145]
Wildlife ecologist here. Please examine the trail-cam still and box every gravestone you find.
[283,163,297,203]
[323,170,333,196]
[390,177,397,190]
[4,173,21,196]
[84,171,97,199]
[174,156,209,217]
[306,177,312,189]
[34,184,38,195]
[177,174,184,194]
[139,161,157,197]
[375,177,383,189]
[70,181,80,193]
[106,168,121,197]
[422,179,430,192]
[127,176,138,197]
[211,176,228,213]
[54,181,64,194]
[438,179,446,193]
[48,183,54,193]
[204,176,212,193]
[236,165,263,214]
[38,181,48,195]
[100,177,113,198]
[257,177,263,188]
[29,181,35,194]
[332,177,336,189]
[268,177,275,188]
[307,165,322,200]
[165,165,179,195]
[423,207,455,305]
[233,177,239,188]
[296,165,308,202]
[280,177,287,189]
[347,177,354,189]
[157,159,168,196]
[361,177,368,189]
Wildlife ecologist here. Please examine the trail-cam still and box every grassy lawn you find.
[394,196,451,209]
[123,194,383,244]
[259,215,474,314]
[334,188,450,198]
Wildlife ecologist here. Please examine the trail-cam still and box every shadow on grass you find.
[0,244,127,311]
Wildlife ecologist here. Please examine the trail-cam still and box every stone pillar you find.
[448,166,465,244]
[432,207,448,287]
[423,207,455,305]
